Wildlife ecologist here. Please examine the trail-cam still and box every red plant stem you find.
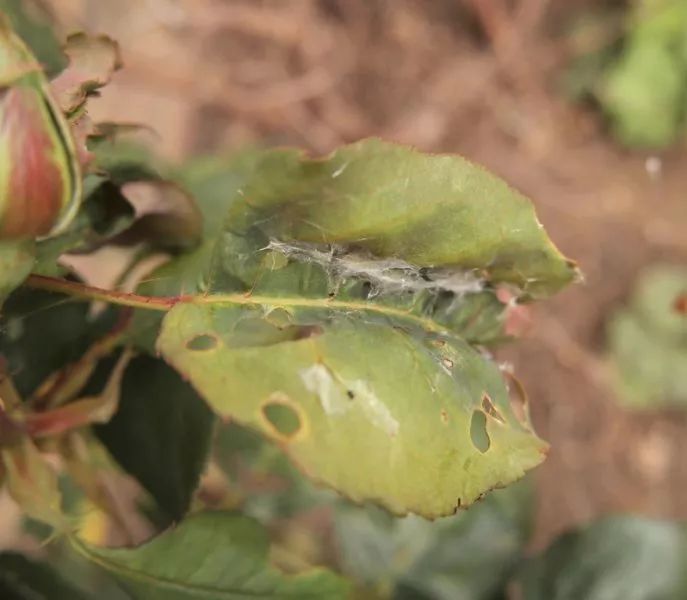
[24,274,184,311]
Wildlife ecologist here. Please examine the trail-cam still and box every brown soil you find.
[49,0,687,549]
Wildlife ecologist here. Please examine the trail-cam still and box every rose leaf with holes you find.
[133,139,578,517]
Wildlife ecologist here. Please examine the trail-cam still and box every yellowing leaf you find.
[158,302,546,517]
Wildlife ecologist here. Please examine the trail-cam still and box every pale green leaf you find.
[157,302,546,517]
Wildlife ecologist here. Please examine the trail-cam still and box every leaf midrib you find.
[24,275,454,337]
[191,292,447,335]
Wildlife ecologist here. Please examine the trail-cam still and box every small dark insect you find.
[346,390,355,399]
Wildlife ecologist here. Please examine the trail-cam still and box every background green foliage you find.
[608,264,687,408]
[568,0,687,147]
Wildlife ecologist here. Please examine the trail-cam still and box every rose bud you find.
[0,17,81,239]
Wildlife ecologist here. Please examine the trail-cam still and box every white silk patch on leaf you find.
[300,364,399,437]
[267,239,483,298]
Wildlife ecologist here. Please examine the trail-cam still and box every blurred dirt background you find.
[43,0,687,550]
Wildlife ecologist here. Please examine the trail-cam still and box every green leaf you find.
[520,516,687,600]
[601,39,684,148]
[38,536,129,600]
[140,141,577,301]
[130,140,575,516]
[608,264,687,408]
[0,239,33,304]
[593,0,687,148]
[336,481,531,600]
[222,139,577,297]
[76,511,350,599]
[94,355,215,522]
[0,551,91,599]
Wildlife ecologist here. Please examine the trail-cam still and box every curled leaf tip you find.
[52,32,122,115]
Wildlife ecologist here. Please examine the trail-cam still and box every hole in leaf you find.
[293,325,324,340]
[264,307,293,328]
[504,372,530,427]
[481,394,505,424]
[470,410,490,453]
[429,338,446,349]
[186,334,219,351]
[261,400,302,440]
